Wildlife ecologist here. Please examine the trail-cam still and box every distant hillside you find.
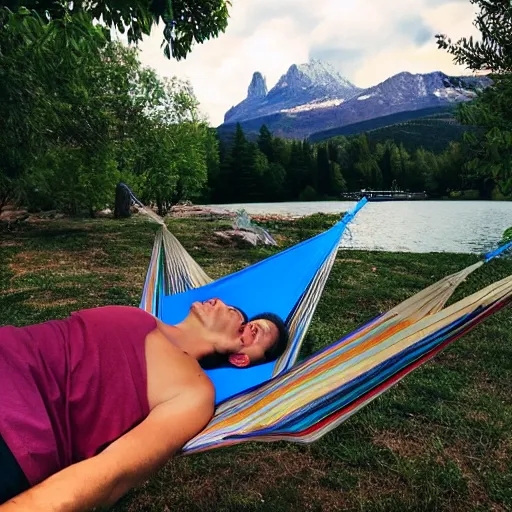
[309,107,453,141]
[364,111,476,153]
[308,106,475,152]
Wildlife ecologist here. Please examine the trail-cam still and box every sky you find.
[133,0,480,126]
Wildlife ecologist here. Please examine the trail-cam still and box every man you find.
[0,299,288,510]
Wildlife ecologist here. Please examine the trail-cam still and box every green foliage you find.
[1,0,231,60]
[299,185,318,201]
[438,0,512,197]
[0,8,212,216]
[502,227,512,244]
[214,122,504,203]
[436,0,512,74]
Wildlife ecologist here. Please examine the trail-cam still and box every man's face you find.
[190,298,279,368]
[191,298,246,350]
[229,319,279,368]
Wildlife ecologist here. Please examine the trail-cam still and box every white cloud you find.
[134,0,479,125]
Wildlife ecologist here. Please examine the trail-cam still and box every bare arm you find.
[0,386,214,512]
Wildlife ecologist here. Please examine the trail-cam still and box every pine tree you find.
[230,124,254,201]
[287,141,310,199]
[257,125,274,162]
[316,145,331,197]
[263,162,287,201]
[376,142,394,189]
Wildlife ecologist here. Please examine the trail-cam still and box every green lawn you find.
[1,213,511,512]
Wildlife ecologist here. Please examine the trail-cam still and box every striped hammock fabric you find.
[135,196,512,454]
[183,267,512,453]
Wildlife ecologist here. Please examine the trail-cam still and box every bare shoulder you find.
[145,326,215,410]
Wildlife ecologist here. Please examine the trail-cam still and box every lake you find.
[206,201,512,254]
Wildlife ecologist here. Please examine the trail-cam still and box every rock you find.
[114,183,132,218]
[96,208,112,218]
[224,59,360,125]
[0,207,29,222]
[247,72,267,99]
[170,204,233,219]
[214,229,276,247]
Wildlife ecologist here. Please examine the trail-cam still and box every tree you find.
[287,141,309,198]
[0,8,120,214]
[316,145,331,197]
[0,6,213,215]
[229,124,264,202]
[257,125,274,162]
[1,0,231,60]
[330,162,346,195]
[375,142,394,189]
[423,151,441,196]
[436,0,512,74]
[263,163,287,201]
[350,135,382,190]
[437,0,512,196]
[0,9,107,182]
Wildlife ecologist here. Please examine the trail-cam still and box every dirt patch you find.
[25,296,79,308]
[8,251,75,277]
[0,207,28,222]
[465,410,490,422]
[470,373,500,397]
[7,249,142,286]
[136,449,348,511]
[0,286,39,296]
[492,438,512,472]
[353,472,411,507]
[372,431,427,458]
[0,240,23,248]
[337,258,364,264]
[442,442,501,509]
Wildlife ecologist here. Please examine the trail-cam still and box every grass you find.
[1,213,511,512]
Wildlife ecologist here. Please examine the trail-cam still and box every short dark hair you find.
[250,312,289,363]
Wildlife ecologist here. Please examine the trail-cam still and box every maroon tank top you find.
[0,306,157,485]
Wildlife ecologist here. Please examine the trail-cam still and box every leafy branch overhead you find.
[437,0,512,196]
[0,0,231,59]
[436,0,512,74]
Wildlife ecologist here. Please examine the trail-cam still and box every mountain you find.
[223,60,361,125]
[219,64,492,141]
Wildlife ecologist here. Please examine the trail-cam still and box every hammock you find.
[135,196,512,454]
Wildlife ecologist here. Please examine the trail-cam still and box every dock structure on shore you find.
[341,190,428,201]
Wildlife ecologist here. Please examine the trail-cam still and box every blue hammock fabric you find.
[158,199,367,403]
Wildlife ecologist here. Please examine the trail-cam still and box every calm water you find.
[207,201,512,254]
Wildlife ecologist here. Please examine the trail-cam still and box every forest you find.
[1,0,510,216]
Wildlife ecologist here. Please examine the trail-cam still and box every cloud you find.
[396,16,435,46]
[134,0,479,125]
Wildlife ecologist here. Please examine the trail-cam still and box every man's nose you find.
[206,298,224,307]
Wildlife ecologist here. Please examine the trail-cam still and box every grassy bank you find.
[1,214,511,511]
